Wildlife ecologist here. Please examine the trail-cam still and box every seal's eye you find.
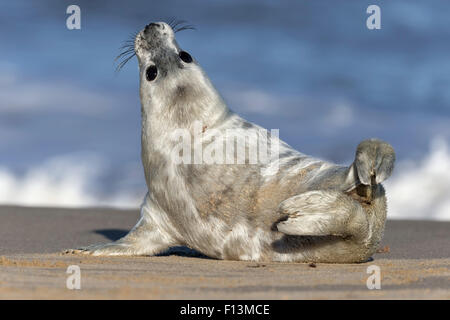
[146,65,157,81]
[179,51,193,63]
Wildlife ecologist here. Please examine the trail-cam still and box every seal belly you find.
[178,153,337,260]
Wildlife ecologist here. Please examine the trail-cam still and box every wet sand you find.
[0,206,449,299]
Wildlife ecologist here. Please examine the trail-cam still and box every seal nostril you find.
[144,23,160,33]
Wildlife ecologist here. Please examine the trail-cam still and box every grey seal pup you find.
[68,21,395,263]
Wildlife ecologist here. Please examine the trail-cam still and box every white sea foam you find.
[0,154,143,209]
[385,137,450,221]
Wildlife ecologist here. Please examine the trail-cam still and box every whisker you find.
[172,20,187,30]
[174,24,196,33]
[118,44,134,50]
[114,27,141,72]
[168,18,186,30]
[115,53,136,73]
[115,49,135,62]
[167,17,177,29]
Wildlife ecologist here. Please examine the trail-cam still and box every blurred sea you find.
[0,0,449,220]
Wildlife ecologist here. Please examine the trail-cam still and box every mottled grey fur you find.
[66,22,396,263]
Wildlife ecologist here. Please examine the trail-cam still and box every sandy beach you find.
[0,205,448,299]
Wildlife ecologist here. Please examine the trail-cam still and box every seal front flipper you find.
[276,190,368,239]
[64,216,177,256]
[64,194,181,256]
[64,242,136,256]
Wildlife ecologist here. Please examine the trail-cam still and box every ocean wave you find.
[0,153,144,209]
[385,137,450,221]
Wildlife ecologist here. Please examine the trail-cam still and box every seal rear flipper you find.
[354,138,396,185]
[342,139,395,193]
[276,190,368,238]
[343,163,360,192]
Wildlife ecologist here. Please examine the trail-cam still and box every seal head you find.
[135,22,227,128]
